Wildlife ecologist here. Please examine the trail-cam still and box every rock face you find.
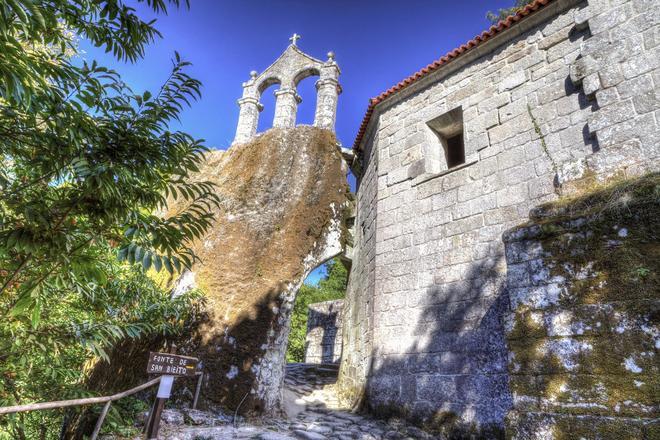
[168,126,350,414]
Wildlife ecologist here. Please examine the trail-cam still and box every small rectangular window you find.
[427,107,465,170]
[445,133,465,168]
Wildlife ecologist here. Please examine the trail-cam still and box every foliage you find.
[0,1,216,438]
[101,395,150,437]
[486,0,534,24]
[0,248,202,439]
[286,258,348,363]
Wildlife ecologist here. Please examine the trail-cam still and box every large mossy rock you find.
[88,127,350,417]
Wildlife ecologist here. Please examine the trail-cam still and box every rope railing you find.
[0,346,203,440]
[0,376,163,440]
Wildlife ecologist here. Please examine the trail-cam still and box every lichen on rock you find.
[83,127,351,419]
[503,173,660,439]
[164,126,350,415]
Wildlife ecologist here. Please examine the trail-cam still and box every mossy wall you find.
[503,173,659,439]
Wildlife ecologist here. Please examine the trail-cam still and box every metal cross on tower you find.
[289,33,301,46]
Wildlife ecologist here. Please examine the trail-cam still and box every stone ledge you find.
[411,160,478,187]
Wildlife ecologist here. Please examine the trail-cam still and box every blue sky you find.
[80,0,516,284]
[81,0,515,149]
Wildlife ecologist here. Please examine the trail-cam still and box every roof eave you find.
[353,0,571,151]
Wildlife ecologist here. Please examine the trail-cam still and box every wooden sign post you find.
[144,346,199,439]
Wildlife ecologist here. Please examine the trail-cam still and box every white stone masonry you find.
[233,36,341,145]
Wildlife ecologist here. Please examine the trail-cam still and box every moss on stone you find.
[551,414,644,440]
[644,420,660,439]
[505,172,660,435]
[508,309,548,341]
[508,375,539,404]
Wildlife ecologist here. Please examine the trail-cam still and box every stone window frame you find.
[408,105,478,186]
[425,106,466,170]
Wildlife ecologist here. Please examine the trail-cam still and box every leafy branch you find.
[0,2,214,437]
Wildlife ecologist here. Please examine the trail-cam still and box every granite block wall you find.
[338,136,378,406]
[567,0,660,180]
[339,0,659,435]
[503,174,659,439]
[304,299,344,364]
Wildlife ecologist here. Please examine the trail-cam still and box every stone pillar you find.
[273,88,301,128]
[314,78,341,130]
[233,97,262,145]
[233,72,261,145]
[314,52,341,131]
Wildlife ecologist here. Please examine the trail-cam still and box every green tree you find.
[0,1,217,438]
[286,258,348,363]
[486,0,534,24]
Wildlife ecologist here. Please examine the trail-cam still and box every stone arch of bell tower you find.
[232,34,341,145]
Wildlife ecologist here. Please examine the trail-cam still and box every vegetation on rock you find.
[0,1,215,438]
[505,172,659,437]
[486,0,534,24]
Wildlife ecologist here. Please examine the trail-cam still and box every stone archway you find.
[255,76,281,133]
[253,247,345,414]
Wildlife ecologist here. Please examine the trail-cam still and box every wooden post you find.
[144,396,166,439]
[192,372,203,410]
[90,401,112,440]
[144,344,177,440]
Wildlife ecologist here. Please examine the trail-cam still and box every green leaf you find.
[153,254,162,272]
[142,251,152,271]
[10,292,35,317]
[171,256,181,273]
[134,245,144,263]
[25,0,46,28]
[8,0,28,23]
[31,299,42,329]
[118,246,129,261]
[163,256,173,274]
[6,229,21,249]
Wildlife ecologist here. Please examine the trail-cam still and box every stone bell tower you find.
[233,34,341,145]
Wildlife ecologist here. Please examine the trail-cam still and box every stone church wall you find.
[338,135,378,405]
[304,299,344,364]
[339,0,659,435]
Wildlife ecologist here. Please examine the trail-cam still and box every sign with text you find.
[147,352,199,377]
